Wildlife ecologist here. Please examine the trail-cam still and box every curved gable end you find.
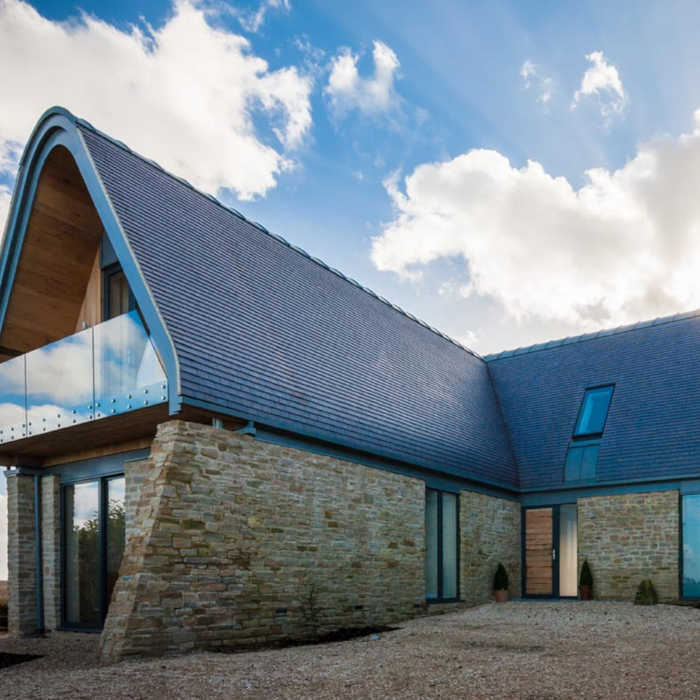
[0,108,179,412]
[76,120,518,488]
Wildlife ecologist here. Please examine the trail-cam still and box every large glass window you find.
[63,475,126,629]
[425,489,459,601]
[682,494,700,598]
[574,385,614,437]
[106,478,126,605]
[559,504,578,597]
[64,481,100,627]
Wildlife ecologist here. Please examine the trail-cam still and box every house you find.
[1,107,699,661]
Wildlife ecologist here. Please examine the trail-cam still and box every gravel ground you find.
[2,601,700,700]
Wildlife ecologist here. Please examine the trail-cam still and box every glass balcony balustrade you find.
[0,310,167,444]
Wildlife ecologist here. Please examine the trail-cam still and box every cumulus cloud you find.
[0,184,11,238]
[0,0,313,203]
[0,493,6,581]
[325,40,400,118]
[372,109,700,329]
[235,0,291,34]
[520,60,553,112]
[572,51,628,119]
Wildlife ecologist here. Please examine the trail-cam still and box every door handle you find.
[552,548,556,561]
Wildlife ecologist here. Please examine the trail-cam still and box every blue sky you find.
[3,0,700,574]
[3,0,700,354]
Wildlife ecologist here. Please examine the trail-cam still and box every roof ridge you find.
[484,308,700,361]
[75,116,483,362]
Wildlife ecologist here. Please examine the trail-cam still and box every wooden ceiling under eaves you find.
[0,145,103,362]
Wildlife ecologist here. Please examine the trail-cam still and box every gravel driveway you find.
[2,601,700,700]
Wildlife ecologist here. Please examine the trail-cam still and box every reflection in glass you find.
[0,355,27,441]
[106,478,126,605]
[26,327,94,434]
[65,481,100,626]
[574,385,614,436]
[559,504,578,597]
[425,490,439,600]
[441,492,459,599]
[0,311,168,443]
[94,311,167,417]
[683,495,700,598]
[425,489,459,601]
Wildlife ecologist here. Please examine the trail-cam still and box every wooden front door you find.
[524,507,554,596]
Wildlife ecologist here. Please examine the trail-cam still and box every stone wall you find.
[577,490,679,601]
[124,457,150,542]
[7,473,37,636]
[100,420,427,661]
[41,475,61,631]
[461,490,521,604]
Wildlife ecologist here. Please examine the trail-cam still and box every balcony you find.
[0,310,168,446]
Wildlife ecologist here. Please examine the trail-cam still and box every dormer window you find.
[573,385,614,437]
[564,384,615,482]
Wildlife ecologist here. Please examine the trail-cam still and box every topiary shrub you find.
[634,579,659,605]
[580,559,593,587]
[493,563,509,591]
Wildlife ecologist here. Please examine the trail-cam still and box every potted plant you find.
[579,559,593,600]
[493,563,509,602]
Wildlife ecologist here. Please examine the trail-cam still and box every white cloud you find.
[236,0,291,34]
[0,0,313,202]
[294,35,326,76]
[0,184,11,239]
[520,60,553,112]
[372,109,700,329]
[325,40,400,118]
[572,51,628,119]
[0,493,6,581]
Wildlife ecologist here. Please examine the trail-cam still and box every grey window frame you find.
[425,488,461,603]
[573,384,615,439]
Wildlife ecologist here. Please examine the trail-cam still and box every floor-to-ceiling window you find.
[64,481,101,627]
[63,475,126,628]
[682,494,700,598]
[425,489,459,601]
[559,504,578,597]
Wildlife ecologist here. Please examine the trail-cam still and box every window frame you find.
[563,384,615,483]
[60,473,126,632]
[572,384,615,439]
[680,493,700,600]
[425,488,461,604]
[102,263,136,322]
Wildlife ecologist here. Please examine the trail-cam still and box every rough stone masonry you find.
[577,490,679,601]
[100,421,429,660]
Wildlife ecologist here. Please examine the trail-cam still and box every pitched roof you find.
[77,120,518,488]
[487,312,700,490]
[484,309,700,361]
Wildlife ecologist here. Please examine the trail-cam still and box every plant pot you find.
[494,589,509,603]
[579,585,593,601]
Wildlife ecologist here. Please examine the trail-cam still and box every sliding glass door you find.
[63,475,126,629]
